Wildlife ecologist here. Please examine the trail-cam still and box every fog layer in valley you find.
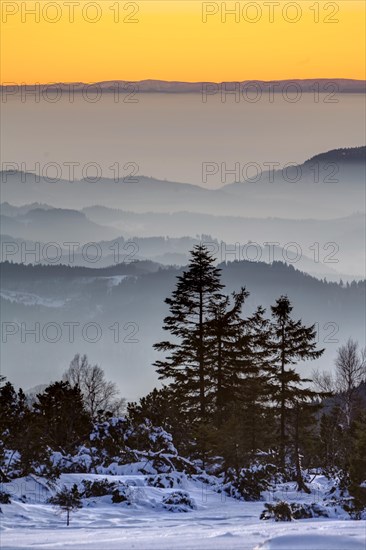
[1,92,365,397]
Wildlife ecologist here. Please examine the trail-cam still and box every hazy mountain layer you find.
[1,259,364,399]
[1,201,364,277]
[1,148,364,219]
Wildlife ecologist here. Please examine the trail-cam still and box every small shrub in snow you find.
[111,484,132,504]
[225,463,279,501]
[324,482,361,518]
[146,472,186,488]
[261,501,329,521]
[111,488,128,503]
[289,503,312,519]
[290,502,329,519]
[162,491,196,512]
[48,484,83,526]
[308,503,329,518]
[260,501,293,521]
[0,490,11,504]
[81,479,116,498]
[343,484,366,520]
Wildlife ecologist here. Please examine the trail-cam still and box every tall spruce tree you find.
[154,245,224,420]
[212,303,274,464]
[236,306,274,459]
[268,296,324,470]
[205,288,249,424]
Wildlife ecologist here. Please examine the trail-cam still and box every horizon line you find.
[1,77,366,86]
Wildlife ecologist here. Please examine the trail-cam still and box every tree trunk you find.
[216,332,223,426]
[280,323,286,470]
[199,284,205,419]
[251,408,257,456]
[295,404,310,494]
[67,509,70,526]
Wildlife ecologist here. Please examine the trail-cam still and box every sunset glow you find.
[1,0,365,84]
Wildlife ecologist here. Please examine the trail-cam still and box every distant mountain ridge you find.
[1,147,365,190]
[1,78,365,93]
[303,146,366,164]
[3,202,363,275]
[1,146,364,220]
[222,146,365,188]
[0,207,121,243]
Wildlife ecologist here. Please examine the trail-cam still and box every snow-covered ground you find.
[1,473,365,550]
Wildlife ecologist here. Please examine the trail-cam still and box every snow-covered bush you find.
[323,480,362,518]
[162,491,196,512]
[89,417,181,473]
[81,478,116,498]
[112,481,145,505]
[261,501,329,521]
[343,485,366,520]
[38,448,94,477]
[19,416,187,478]
[224,463,280,501]
[111,485,131,504]
[0,490,11,504]
[89,417,132,465]
[290,502,329,519]
[146,472,187,488]
[260,501,293,521]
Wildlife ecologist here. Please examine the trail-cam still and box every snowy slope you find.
[1,473,365,550]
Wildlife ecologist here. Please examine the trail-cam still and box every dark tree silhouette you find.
[268,296,324,470]
[34,381,91,454]
[154,245,224,420]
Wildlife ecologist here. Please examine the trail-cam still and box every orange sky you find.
[1,0,365,84]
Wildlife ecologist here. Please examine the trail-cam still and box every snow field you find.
[1,473,365,549]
